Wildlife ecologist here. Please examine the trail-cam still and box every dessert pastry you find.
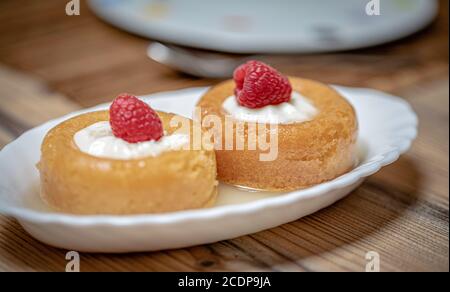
[197,61,358,191]
[38,94,217,215]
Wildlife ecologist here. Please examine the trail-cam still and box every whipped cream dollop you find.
[222,91,318,124]
[74,121,189,160]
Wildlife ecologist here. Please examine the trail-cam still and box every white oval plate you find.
[0,86,417,253]
[88,0,437,53]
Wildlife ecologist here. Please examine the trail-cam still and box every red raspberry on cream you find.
[233,60,292,108]
[110,93,163,143]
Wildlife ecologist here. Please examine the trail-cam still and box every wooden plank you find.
[0,65,81,130]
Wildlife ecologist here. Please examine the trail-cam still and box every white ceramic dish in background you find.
[88,0,437,53]
[0,86,417,253]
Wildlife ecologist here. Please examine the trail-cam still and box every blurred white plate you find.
[88,0,437,53]
[0,86,417,252]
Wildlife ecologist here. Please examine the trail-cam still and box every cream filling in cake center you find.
[74,121,189,159]
[222,91,318,124]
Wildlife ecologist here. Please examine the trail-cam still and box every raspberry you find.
[109,93,163,143]
[233,60,292,108]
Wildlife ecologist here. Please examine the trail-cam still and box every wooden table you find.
[0,0,448,272]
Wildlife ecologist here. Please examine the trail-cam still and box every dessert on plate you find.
[197,61,358,191]
[38,94,217,215]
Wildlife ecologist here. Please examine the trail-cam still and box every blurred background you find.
[0,0,447,109]
[0,0,448,271]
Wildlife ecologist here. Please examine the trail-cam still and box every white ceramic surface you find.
[88,0,437,53]
[0,86,418,252]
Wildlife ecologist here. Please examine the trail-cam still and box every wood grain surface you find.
[0,0,448,272]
